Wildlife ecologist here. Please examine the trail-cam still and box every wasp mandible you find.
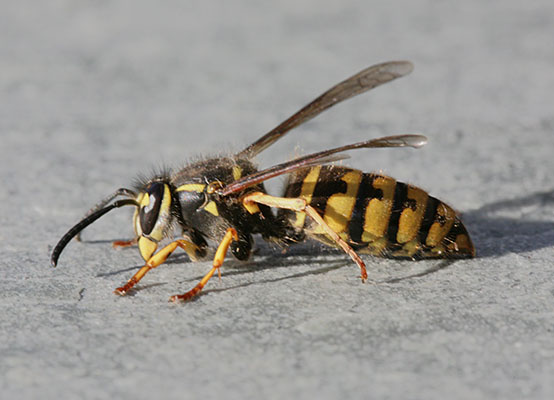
[51,61,475,302]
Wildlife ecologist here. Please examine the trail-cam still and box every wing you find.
[219,134,426,196]
[236,61,414,159]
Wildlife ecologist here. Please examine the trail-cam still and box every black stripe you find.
[311,168,345,213]
[282,168,310,198]
[386,182,408,244]
[349,173,377,243]
[279,168,310,225]
[418,196,440,243]
[445,218,466,242]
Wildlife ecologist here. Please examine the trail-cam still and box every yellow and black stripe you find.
[281,165,475,259]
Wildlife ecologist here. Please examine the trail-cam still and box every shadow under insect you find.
[464,189,554,257]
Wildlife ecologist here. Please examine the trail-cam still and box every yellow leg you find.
[169,228,238,303]
[114,238,200,295]
[242,192,369,282]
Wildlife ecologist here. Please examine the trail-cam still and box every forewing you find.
[237,61,414,159]
[220,134,426,196]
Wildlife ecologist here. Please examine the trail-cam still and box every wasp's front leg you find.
[114,238,200,295]
[169,228,238,302]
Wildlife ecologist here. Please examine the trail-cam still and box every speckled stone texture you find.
[1,1,553,399]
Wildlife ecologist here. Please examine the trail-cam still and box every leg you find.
[112,238,137,249]
[169,228,238,303]
[114,238,200,295]
[242,192,368,281]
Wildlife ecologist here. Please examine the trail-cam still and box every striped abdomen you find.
[280,165,475,259]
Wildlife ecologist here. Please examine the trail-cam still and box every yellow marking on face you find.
[147,184,173,242]
[318,170,362,237]
[204,201,219,216]
[176,183,206,193]
[139,192,150,207]
[137,191,151,237]
[133,208,141,236]
[294,166,321,229]
[232,166,242,181]
[157,184,172,238]
[133,193,145,236]
[425,203,455,247]
[138,236,158,261]
[363,175,396,238]
[397,185,428,243]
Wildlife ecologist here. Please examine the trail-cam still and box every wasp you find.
[51,61,475,302]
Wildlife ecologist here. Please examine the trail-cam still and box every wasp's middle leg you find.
[169,227,238,303]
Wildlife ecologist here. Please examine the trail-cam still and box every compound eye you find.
[139,182,165,235]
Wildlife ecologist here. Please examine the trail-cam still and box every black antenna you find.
[50,199,139,267]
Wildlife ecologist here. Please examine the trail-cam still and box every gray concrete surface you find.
[1,1,553,399]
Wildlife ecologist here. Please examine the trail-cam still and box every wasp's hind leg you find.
[114,238,202,295]
[241,192,369,282]
[170,228,238,302]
